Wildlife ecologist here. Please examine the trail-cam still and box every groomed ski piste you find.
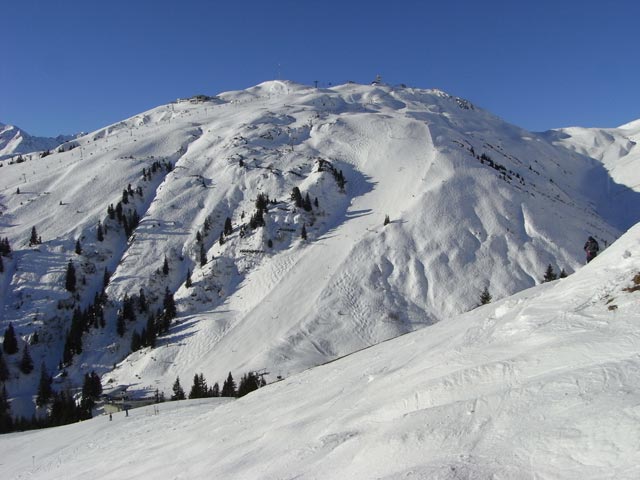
[1,80,639,423]
[2,221,640,479]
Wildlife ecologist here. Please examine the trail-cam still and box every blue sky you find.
[1,0,638,136]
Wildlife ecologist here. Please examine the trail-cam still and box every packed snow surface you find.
[1,81,639,417]
[2,221,640,479]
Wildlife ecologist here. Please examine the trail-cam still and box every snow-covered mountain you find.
[2,216,640,479]
[1,81,639,420]
[543,119,640,195]
[0,122,75,160]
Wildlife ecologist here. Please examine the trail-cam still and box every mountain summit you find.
[0,122,74,160]
[1,81,639,419]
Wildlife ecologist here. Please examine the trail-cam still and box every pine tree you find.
[29,226,39,246]
[116,314,126,337]
[224,217,233,236]
[97,221,104,242]
[480,286,492,305]
[75,239,82,255]
[103,267,111,288]
[221,372,237,397]
[196,230,202,243]
[559,268,568,278]
[189,373,208,399]
[162,256,169,275]
[291,187,303,208]
[145,314,156,348]
[0,385,12,434]
[171,377,185,400]
[130,330,142,352]
[0,255,3,273]
[199,243,207,267]
[65,260,77,292]
[238,372,260,397]
[19,344,34,374]
[163,287,176,320]
[219,232,225,246]
[138,288,148,313]
[543,264,557,282]
[186,269,192,288]
[303,193,312,212]
[0,351,9,382]
[2,323,18,355]
[36,362,53,407]
[211,382,220,397]
[384,214,390,226]
[301,223,307,240]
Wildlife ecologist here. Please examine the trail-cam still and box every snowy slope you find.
[543,119,640,193]
[0,123,74,160]
[1,82,640,417]
[2,221,640,479]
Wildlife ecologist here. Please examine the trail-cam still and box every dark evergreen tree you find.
[0,351,9,382]
[115,202,123,223]
[189,373,208,399]
[122,189,129,204]
[237,372,260,397]
[203,216,212,233]
[200,243,207,267]
[130,330,142,352]
[0,255,3,273]
[171,377,185,400]
[314,197,319,208]
[255,193,269,213]
[211,382,220,397]
[163,287,177,320]
[0,385,12,433]
[186,269,192,288]
[224,217,233,236]
[19,344,34,374]
[97,221,104,242]
[480,286,492,305]
[107,203,115,220]
[122,294,136,321]
[65,260,77,292]
[162,256,169,275]
[103,267,111,288]
[384,214,390,226]
[267,239,273,248]
[116,313,126,337]
[36,363,53,407]
[0,237,11,256]
[75,239,82,255]
[138,288,148,313]
[196,230,202,243]
[221,372,237,397]
[559,268,568,278]
[219,231,225,246]
[301,223,307,240]
[291,187,303,208]
[145,314,157,348]
[2,323,18,355]
[543,264,557,282]
[29,226,39,246]
[303,193,312,212]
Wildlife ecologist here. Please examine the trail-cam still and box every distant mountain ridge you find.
[0,122,75,160]
[1,81,639,421]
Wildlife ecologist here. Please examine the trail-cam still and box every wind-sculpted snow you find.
[1,81,639,418]
[2,222,640,479]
